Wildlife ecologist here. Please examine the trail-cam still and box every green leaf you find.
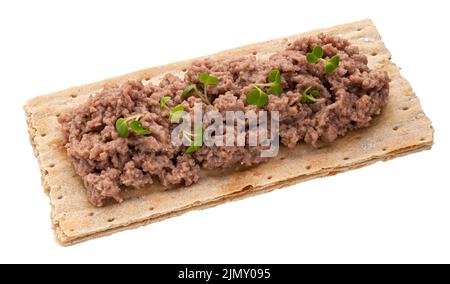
[246,88,260,104]
[306,45,323,64]
[268,83,282,96]
[324,55,340,74]
[207,75,219,85]
[306,53,319,64]
[160,96,171,108]
[301,87,324,105]
[198,73,220,86]
[328,54,340,66]
[197,73,219,105]
[192,127,204,146]
[310,90,321,98]
[185,145,200,154]
[129,121,152,136]
[267,69,282,96]
[198,73,220,105]
[115,118,129,138]
[324,63,337,74]
[258,92,269,107]
[312,46,324,59]
[169,105,186,123]
[307,46,324,64]
[186,127,204,153]
[181,84,198,99]
[198,73,210,84]
[246,87,269,107]
[115,113,152,138]
[301,94,314,104]
[268,69,280,83]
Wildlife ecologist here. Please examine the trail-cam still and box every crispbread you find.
[24,19,433,246]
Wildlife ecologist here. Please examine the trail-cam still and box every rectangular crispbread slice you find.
[24,19,434,246]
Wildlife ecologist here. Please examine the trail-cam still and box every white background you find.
[0,0,448,264]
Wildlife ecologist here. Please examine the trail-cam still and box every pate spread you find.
[59,34,390,207]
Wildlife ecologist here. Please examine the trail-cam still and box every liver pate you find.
[59,34,390,207]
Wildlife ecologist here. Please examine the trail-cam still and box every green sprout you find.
[115,114,152,138]
[306,46,340,74]
[184,127,204,153]
[159,96,171,108]
[169,105,186,123]
[180,73,220,104]
[246,69,282,107]
[300,87,326,105]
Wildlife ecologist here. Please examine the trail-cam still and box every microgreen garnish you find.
[199,73,220,104]
[324,55,340,74]
[300,87,325,105]
[246,87,268,107]
[160,96,171,108]
[199,72,220,86]
[185,127,204,153]
[181,84,198,100]
[180,73,220,105]
[246,69,282,107]
[252,69,282,96]
[306,46,340,74]
[129,121,152,135]
[115,118,129,138]
[306,46,324,64]
[115,114,151,138]
[169,105,186,123]
[186,145,200,153]
[267,69,282,96]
